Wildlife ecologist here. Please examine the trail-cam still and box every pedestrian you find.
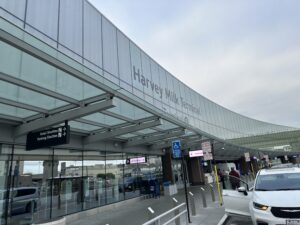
[229,167,240,190]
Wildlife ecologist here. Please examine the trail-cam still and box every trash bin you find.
[154,180,160,198]
[149,179,156,198]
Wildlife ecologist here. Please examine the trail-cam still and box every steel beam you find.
[92,115,159,134]
[84,118,162,144]
[101,110,134,122]
[75,118,109,129]
[124,129,186,147]
[0,97,47,113]
[0,113,23,123]
[14,98,115,137]
[148,135,202,151]
[0,72,79,105]
[23,93,112,122]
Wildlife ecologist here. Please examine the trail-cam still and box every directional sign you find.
[126,157,147,164]
[189,150,203,158]
[203,151,213,161]
[26,125,70,150]
[244,152,251,162]
[201,141,211,153]
[172,140,182,158]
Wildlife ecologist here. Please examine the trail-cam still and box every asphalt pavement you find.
[69,184,226,225]
[225,216,253,225]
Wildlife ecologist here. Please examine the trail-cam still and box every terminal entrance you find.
[0,144,162,224]
[0,1,300,224]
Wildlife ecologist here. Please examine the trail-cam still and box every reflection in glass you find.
[83,151,106,209]
[105,153,124,204]
[0,143,163,224]
[5,146,52,225]
[53,150,82,217]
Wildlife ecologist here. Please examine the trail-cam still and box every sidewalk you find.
[68,184,225,225]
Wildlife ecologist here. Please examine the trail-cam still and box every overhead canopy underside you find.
[0,11,299,160]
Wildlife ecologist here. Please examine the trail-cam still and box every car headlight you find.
[253,202,269,211]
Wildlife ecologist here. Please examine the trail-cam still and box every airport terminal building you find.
[0,1,300,224]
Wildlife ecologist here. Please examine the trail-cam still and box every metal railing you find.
[142,203,188,225]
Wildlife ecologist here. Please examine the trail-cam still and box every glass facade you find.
[0,144,162,224]
[0,2,297,142]
[0,2,299,224]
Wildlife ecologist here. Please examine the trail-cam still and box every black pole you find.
[4,144,14,225]
[50,148,54,219]
[181,155,191,223]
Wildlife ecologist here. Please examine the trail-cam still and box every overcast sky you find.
[89,0,300,128]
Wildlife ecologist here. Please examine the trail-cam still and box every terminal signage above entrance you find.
[26,125,70,150]
[132,66,200,115]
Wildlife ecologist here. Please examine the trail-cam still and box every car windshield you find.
[255,173,300,191]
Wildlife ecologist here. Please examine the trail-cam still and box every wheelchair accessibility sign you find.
[172,140,182,158]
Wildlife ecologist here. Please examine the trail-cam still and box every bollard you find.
[209,184,216,202]
[200,187,207,208]
[147,207,157,225]
[30,200,35,223]
[189,192,196,216]
[172,198,181,225]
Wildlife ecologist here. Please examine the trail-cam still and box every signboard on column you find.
[264,155,269,162]
[244,152,251,162]
[172,140,182,158]
[201,141,211,153]
[201,141,213,161]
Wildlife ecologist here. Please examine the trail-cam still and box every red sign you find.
[189,150,204,158]
[126,157,146,164]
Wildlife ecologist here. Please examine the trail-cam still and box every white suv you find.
[223,166,300,225]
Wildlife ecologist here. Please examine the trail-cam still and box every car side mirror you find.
[238,186,248,196]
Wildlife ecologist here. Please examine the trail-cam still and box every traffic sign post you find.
[170,139,191,223]
[181,155,191,223]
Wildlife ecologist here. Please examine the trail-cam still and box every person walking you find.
[229,167,240,190]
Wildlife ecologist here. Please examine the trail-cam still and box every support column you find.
[43,160,58,181]
[239,157,249,175]
[187,157,205,185]
[251,158,259,174]
[161,149,174,184]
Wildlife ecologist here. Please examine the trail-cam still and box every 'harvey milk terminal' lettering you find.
[133,66,200,114]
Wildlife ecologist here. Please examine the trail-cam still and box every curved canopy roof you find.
[0,1,299,160]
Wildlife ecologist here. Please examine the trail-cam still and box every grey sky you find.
[90,0,300,128]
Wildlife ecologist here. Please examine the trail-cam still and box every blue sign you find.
[172,140,182,158]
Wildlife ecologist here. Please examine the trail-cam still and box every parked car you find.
[0,187,39,215]
[223,166,300,225]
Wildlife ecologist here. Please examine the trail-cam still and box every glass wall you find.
[83,151,106,209]
[124,154,141,200]
[0,144,162,224]
[6,145,53,225]
[0,145,12,225]
[53,150,83,217]
[105,153,124,204]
